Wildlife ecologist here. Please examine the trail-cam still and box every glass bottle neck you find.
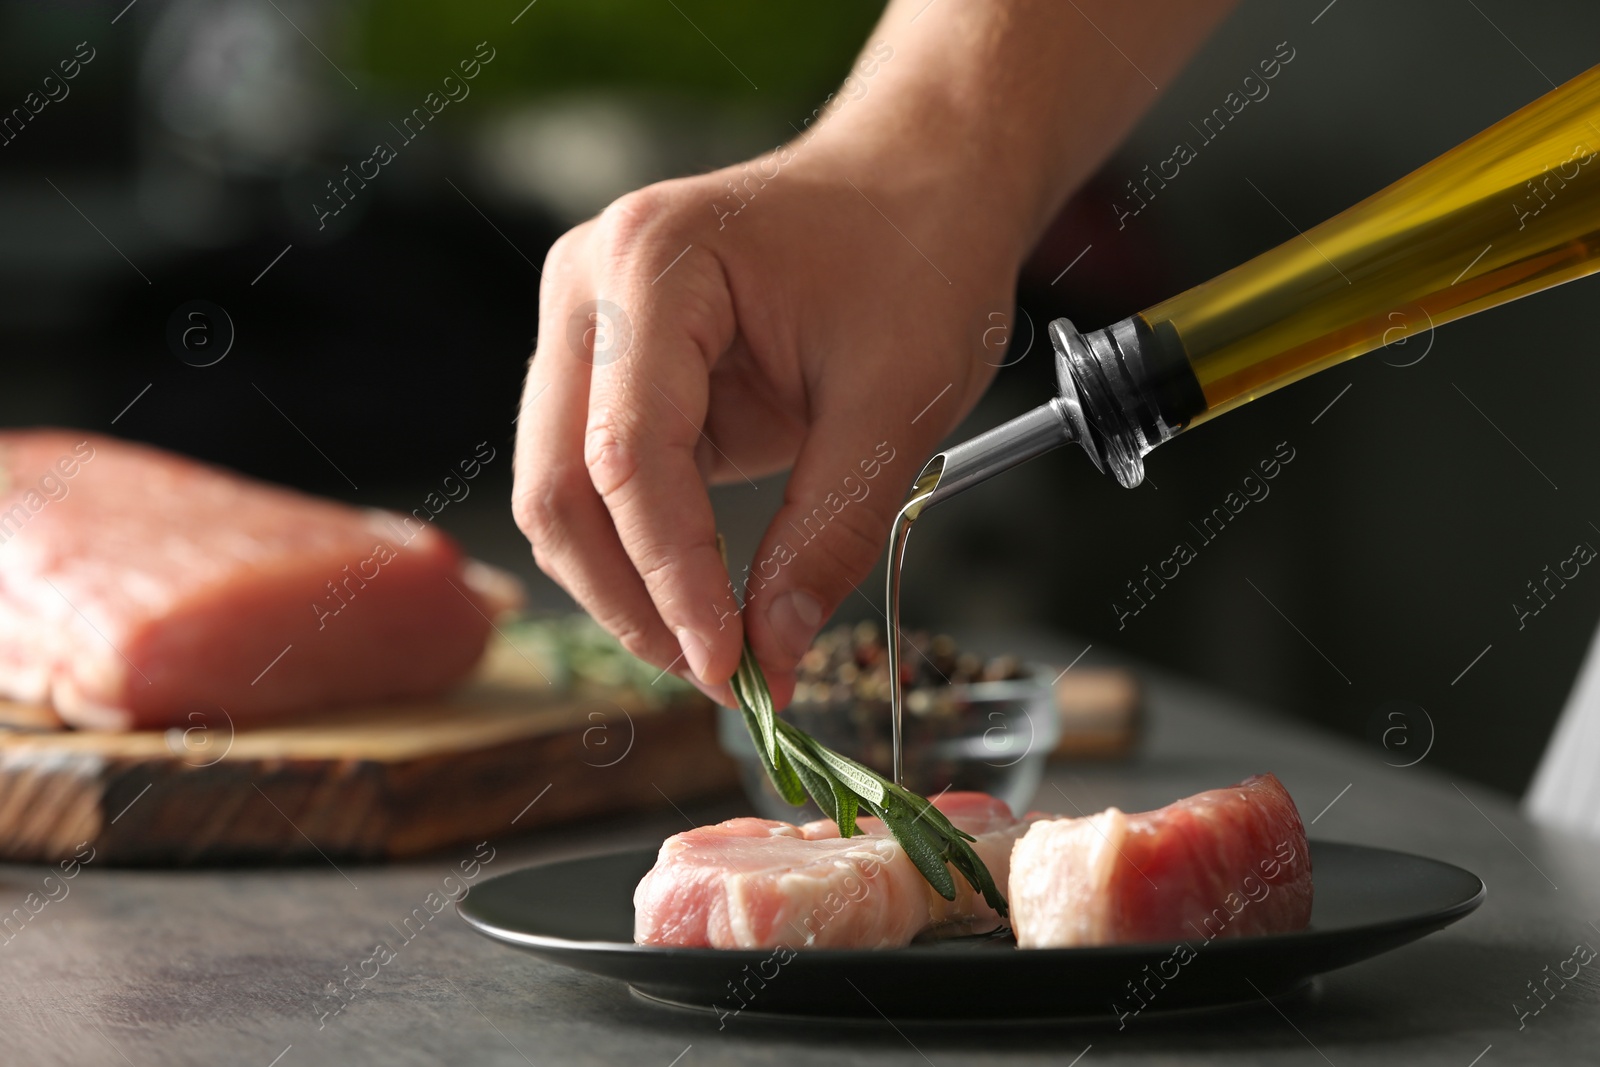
[1046,315,1197,489]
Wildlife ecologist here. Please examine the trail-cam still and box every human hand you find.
[511,142,1023,707]
[510,0,1235,705]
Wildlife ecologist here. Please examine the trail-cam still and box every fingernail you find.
[767,590,824,660]
[676,627,713,683]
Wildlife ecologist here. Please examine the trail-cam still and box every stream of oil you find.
[885,456,945,786]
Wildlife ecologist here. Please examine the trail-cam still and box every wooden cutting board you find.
[0,635,1141,866]
[1049,667,1141,760]
[0,640,737,866]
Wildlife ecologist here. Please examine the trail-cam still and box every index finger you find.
[582,223,743,688]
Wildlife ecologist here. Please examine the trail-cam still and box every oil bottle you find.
[925,62,1600,502]
[887,64,1600,783]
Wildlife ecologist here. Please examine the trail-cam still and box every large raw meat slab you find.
[0,431,511,729]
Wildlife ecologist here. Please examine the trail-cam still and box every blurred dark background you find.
[2,0,1594,796]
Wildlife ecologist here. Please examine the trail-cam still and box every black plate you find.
[457,841,1483,1021]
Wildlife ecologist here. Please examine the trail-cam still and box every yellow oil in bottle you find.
[1138,63,1600,428]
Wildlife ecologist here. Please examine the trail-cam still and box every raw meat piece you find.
[632,817,925,950]
[0,431,519,730]
[1010,773,1312,948]
[802,792,1025,934]
[633,792,1027,949]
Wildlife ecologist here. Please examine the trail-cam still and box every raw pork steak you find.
[0,431,517,729]
[1010,773,1312,948]
[634,793,1027,949]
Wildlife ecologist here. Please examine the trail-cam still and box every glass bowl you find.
[717,663,1061,822]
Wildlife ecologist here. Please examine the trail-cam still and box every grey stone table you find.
[2,658,1595,1067]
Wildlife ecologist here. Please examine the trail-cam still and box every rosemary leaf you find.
[788,726,886,806]
[739,703,806,807]
[776,732,858,837]
[876,797,958,900]
[832,783,859,839]
[788,756,839,824]
[779,732,837,817]
[776,731,832,800]
[886,782,979,844]
[717,534,781,769]
[732,652,780,768]
[947,836,1007,914]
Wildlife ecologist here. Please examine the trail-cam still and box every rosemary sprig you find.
[712,534,1005,914]
[730,637,1008,916]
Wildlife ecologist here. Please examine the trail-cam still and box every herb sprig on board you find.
[728,625,1008,917]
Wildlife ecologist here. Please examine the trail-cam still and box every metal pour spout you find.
[921,317,1181,510]
[922,400,1076,509]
